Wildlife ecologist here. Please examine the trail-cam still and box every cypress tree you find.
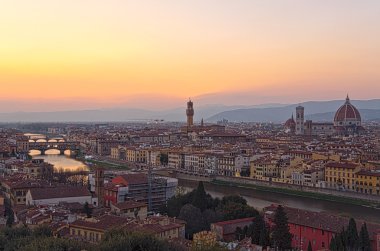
[329,236,337,251]
[271,205,292,251]
[251,214,265,244]
[359,223,371,251]
[346,218,359,251]
[307,241,313,251]
[336,232,345,251]
[192,181,208,211]
[259,224,270,248]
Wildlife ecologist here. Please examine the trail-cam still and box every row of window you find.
[71,228,100,242]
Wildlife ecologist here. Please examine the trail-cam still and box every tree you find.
[163,189,195,217]
[221,195,247,206]
[202,209,222,231]
[329,236,337,251]
[271,205,292,251]
[251,215,264,244]
[217,201,258,221]
[359,223,371,251]
[178,204,206,238]
[192,182,208,211]
[98,230,170,251]
[83,202,92,218]
[346,218,359,251]
[249,214,270,247]
[331,231,346,251]
[258,225,270,248]
[336,233,345,251]
[307,241,313,251]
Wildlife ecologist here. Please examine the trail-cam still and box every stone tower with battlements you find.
[186,99,194,127]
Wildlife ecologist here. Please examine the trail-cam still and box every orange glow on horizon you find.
[1,1,380,109]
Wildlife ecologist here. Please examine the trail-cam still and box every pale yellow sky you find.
[0,1,379,111]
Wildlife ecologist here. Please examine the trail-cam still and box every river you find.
[179,179,380,224]
[25,133,379,223]
[27,133,88,172]
[29,150,89,172]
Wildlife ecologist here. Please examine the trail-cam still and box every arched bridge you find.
[29,141,81,155]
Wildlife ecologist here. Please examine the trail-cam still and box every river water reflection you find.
[29,150,89,172]
[179,179,380,224]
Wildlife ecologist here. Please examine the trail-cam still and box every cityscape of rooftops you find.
[0,1,380,251]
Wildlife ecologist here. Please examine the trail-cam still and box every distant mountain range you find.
[0,104,248,123]
[207,99,380,123]
[0,99,379,123]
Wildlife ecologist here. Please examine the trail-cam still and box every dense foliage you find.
[0,224,227,251]
[161,181,259,238]
[330,218,372,251]
[0,226,88,251]
[271,205,292,251]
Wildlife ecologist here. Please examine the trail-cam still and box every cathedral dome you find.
[284,114,296,133]
[285,115,296,128]
[334,96,361,127]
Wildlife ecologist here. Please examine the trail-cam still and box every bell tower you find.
[95,168,105,207]
[295,106,304,135]
[186,99,194,127]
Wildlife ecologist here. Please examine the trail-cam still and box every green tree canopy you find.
[178,204,206,238]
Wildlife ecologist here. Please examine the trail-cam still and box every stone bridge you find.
[29,141,81,155]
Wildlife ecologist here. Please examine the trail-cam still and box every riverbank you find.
[81,158,130,170]
[211,179,380,209]
[178,178,380,224]
[171,172,380,208]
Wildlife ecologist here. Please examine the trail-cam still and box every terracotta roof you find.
[212,217,254,236]
[116,174,148,185]
[70,215,130,232]
[356,170,380,177]
[213,217,254,227]
[325,162,359,169]
[29,186,91,200]
[112,201,147,210]
[334,96,361,122]
[265,205,380,240]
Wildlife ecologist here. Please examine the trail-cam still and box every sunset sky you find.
[1,1,380,111]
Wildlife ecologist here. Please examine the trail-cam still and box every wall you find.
[215,176,380,203]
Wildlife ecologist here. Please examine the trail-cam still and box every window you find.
[322,242,325,248]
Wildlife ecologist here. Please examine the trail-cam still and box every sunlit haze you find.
[1,1,380,112]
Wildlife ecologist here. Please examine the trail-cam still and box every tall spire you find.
[346,94,350,103]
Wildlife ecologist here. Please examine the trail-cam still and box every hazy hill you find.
[0,104,251,123]
[0,99,379,123]
[207,99,380,123]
